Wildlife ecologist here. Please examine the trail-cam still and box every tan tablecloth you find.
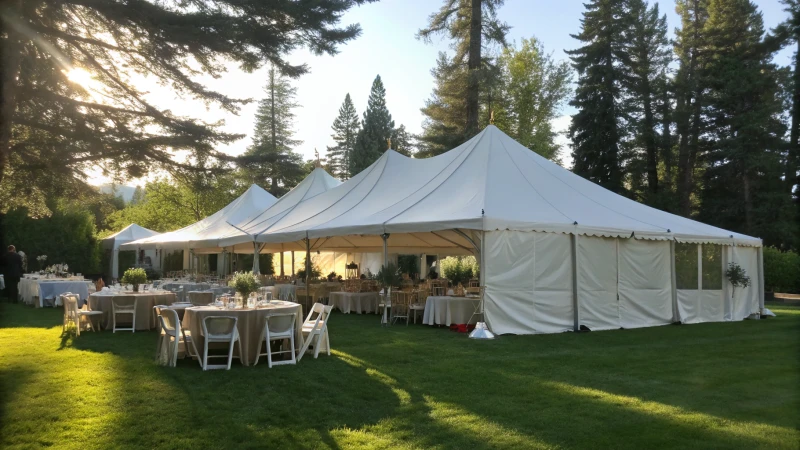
[88,291,178,330]
[330,291,380,314]
[422,296,480,326]
[183,302,303,366]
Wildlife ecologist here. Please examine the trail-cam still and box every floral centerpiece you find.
[228,271,260,307]
[36,255,47,271]
[121,267,148,292]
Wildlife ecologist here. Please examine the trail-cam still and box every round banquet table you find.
[329,291,379,314]
[422,296,481,326]
[183,302,304,366]
[88,291,178,330]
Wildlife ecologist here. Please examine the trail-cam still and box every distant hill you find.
[97,184,137,202]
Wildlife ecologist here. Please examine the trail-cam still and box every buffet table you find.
[422,296,480,326]
[19,277,91,307]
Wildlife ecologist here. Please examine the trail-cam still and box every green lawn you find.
[0,303,798,449]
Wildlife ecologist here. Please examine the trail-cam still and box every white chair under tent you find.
[61,293,102,336]
[298,303,332,361]
[254,313,297,368]
[200,316,242,371]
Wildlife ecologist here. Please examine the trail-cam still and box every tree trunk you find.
[742,171,753,234]
[787,38,800,195]
[661,80,673,192]
[676,1,703,217]
[465,0,482,137]
[0,0,25,187]
[642,85,659,194]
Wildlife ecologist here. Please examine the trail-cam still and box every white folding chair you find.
[467,287,486,325]
[200,316,242,370]
[408,290,426,324]
[156,308,182,367]
[112,295,137,333]
[298,303,332,361]
[188,291,213,306]
[254,313,297,368]
[62,294,102,336]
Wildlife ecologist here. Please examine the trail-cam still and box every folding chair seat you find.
[298,303,333,361]
[254,313,297,368]
[112,295,137,333]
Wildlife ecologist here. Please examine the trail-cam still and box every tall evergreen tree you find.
[417,0,509,157]
[351,75,394,175]
[771,0,800,247]
[242,66,304,197]
[0,0,374,218]
[390,125,416,156]
[624,0,672,201]
[567,0,632,193]
[699,0,794,247]
[673,0,711,215]
[328,94,360,180]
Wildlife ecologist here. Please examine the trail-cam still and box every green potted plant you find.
[725,262,751,301]
[121,267,148,293]
[228,271,260,307]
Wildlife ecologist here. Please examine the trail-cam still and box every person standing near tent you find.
[2,245,23,303]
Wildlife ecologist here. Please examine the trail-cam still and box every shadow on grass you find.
[0,302,63,328]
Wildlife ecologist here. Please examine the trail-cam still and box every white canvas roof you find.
[120,184,277,251]
[101,223,160,250]
[240,125,760,249]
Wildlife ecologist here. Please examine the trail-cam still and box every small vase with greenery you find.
[121,268,148,293]
[376,262,403,325]
[725,262,751,301]
[228,271,260,308]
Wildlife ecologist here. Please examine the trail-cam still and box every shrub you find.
[764,247,800,293]
[440,256,479,285]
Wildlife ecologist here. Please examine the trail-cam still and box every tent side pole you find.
[570,233,579,332]
[670,240,679,323]
[305,236,311,286]
[757,246,765,314]
[280,248,285,277]
[292,251,295,277]
[381,233,390,325]
[252,241,259,275]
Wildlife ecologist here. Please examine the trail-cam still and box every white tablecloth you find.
[265,284,296,301]
[329,291,380,314]
[19,278,91,307]
[422,296,480,326]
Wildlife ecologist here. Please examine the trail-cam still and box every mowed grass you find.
[0,303,798,450]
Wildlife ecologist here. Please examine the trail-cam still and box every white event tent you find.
[120,184,278,273]
[101,224,161,279]
[222,125,763,335]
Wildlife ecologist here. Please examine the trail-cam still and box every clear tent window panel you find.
[702,244,723,290]
[675,243,699,290]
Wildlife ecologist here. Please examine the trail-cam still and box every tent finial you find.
[387,137,392,150]
[314,148,321,168]
[490,110,495,125]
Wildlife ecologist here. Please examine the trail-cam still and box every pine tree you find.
[0,0,374,219]
[328,94,360,180]
[390,125,416,156]
[624,0,672,202]
[673,0,711,216]
[417,0,509,157]
[771,0,800,246]
[351,76,394,175]
[567,0,632,193]
[699,0,795,247]
[241,66,304,197]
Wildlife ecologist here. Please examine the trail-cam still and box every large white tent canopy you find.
[232,125,759,249]
[222,125,763,334]
[101,223,160,278]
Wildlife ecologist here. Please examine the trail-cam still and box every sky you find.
[89,0,794,186]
